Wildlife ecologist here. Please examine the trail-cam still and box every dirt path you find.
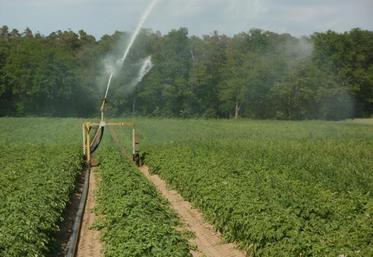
[76,168,103,257]
[109,127,246,257]
[139,165,247,257]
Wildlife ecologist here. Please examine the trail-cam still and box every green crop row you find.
[145,142,373,257]
[0,118,83,256]
[0,145,82,257]
[124,118,373,257]
[2,117,372,257]
[94,145,192,257]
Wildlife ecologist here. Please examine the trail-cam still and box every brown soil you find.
[110,127,247,257]
[139,165,247,257]
[76,168,103,257]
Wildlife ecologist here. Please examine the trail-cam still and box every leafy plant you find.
[94,144,192,257]
[0,118,82,257]
[116,118,373,257]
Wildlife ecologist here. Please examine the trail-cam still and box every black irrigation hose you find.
[90,127,105,154]
[65,169,90,257]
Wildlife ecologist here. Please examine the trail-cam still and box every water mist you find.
[103,0,158,100]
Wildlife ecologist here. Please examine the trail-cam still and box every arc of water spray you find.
[102,0,159,103]
[104,73,114,99]
[135,56,153,85]
[120,0,158,63]
[125,56,154,92]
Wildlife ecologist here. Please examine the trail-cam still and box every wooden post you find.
[85,124,91,164]
[132,129,140,155]
[82,121,138,165]
[132,129,136,155]
[82,124,86,155]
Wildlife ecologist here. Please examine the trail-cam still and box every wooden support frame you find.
[82,121,139,166]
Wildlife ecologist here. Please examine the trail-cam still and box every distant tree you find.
[0,25,9,38]
[0,26,371,119]
[138,28,192,116]
[9,29,20,38]
[271,60,319,120]
[78,30,96,44]
[272,59,354,120]
[312,29,373,117]
[23,28,33,38]
[188,32,228,117]
[219,29,289,119]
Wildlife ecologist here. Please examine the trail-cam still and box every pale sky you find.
[0,0,372,39]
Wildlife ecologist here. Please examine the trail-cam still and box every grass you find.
[114,118,373,257]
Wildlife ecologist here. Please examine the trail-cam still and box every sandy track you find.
[139,165,247,257]
[76,169,103,257]
[109,127,246,257]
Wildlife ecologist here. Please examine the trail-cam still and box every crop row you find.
[0,144,82,257]
[145,140,373,257]
[94,145,192,257]
[131,119,373,257]
[0,118,83,256]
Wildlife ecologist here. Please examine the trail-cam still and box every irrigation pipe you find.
[65,169,90,257]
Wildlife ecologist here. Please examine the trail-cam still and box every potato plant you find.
[94,145,192,257]
[123,118,373,257]
[0,145,81,257]
[0,118,82,257]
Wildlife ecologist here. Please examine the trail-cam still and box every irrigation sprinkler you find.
[81,0,158,167]
[82,88,141,166]
[82,120,141,167]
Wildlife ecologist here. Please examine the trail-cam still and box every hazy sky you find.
[0,0,372,38]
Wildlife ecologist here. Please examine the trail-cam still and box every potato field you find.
[116,119,373,257]
[0,118,82,256]
[0,118,372,257]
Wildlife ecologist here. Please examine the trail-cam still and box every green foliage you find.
[1,26,372,119]
[271,59,354,120]
[0,118,83,257]
[117,118,373,257]
[1,117,372,256]
[312,29,373,117]
[94,144,192,257]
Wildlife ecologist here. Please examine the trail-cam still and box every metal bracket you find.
[82,121,138,165]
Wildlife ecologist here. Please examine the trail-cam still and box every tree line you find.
[0,25,372,119]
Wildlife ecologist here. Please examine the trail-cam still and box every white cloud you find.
[286,6,337,23]
[0,0,371,37]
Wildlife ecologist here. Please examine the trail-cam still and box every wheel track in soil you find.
[110,127,247,257]
[76,168,103,257]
